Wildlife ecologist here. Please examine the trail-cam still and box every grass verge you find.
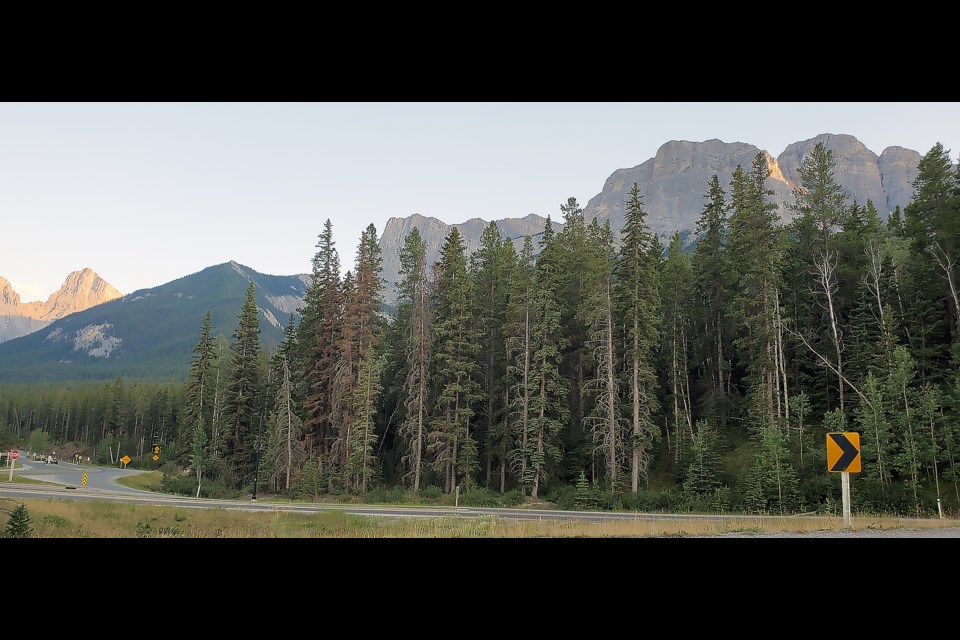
[6,497,960,538]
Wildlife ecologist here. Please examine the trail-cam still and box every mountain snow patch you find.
[73,323,122,358]
[45,327,64,342]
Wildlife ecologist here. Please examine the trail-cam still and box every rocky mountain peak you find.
[0,275,20,307]
[0,269,123,342]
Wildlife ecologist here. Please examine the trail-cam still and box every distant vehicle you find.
[47,455,58,464]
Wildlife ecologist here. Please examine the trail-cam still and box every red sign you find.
[10,450,20,460]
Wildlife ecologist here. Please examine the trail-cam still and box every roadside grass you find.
[114,470,163,491]
[10,498,960,538]
[8,475,59,486]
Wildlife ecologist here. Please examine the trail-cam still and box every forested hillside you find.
[3,142,958,517]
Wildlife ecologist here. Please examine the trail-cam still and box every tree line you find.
[2,142,958,515]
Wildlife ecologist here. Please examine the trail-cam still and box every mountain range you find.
[0,268,122,344]
[0,262,308,383]
[376,133,923,298]
[0,133,931,382]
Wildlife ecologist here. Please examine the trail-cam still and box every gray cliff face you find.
[378,134,922,301]
[877,146,923,215]
[583,139,796,235]
[379,213,562,302]
[777,134,888,216]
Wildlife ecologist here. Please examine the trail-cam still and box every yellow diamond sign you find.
[120,455,131,466]
[152,455,159,461]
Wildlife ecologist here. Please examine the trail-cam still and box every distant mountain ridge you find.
[377,133,925,298]
[0,261,309,382]
[0,268,122,343]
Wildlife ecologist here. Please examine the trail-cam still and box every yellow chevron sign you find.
[826,432,861,473]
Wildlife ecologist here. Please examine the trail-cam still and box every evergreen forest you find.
[3,142,959,517]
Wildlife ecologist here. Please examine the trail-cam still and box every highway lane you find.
[3,465,955,532]
[3,480,948,532]
[11,459,158,494]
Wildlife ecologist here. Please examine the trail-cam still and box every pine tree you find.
[614,183,661,493]
[740,428,800,514]
[902,143,958,384]
[682,420,724,499]
[580,218,627,493]
[223,280,264,487]
[504,236,536,495]
[527,217,569,498]
[690,174,733,426]
[264,356,305,495]
[345,349,381,494]
[300,220,343,468]
[728,156,785,433]
[660,231,695,461]
[428,228,482,493]
[470,222,511,491]
[556,197,592,482]
[178,311,217,462]
[4,503,32,538]
[396,227,432,491]
[332,224,383,492]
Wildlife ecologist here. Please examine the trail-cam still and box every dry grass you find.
[114,470,164,491]
[10,498,960,538]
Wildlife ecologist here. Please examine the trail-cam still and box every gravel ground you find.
[701,526,960,538]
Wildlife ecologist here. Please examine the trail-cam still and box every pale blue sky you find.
[2,102,958,302]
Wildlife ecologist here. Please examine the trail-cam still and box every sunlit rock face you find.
[0,269,122,343]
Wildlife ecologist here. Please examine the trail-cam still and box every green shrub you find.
[501,489,523,506]
[417,485,443,503]
[460,487,500,507]
[4,503,32,538]
[545,485,576,511]
[362,485,408,504]
[160,472,240,499]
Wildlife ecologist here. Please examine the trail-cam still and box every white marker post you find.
[841,471,851,528]
[7,454,12,482]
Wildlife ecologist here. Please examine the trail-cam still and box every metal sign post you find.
[827,433,861,529]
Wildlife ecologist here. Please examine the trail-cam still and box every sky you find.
[2,101,958,302]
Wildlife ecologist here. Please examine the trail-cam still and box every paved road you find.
[10,459,157,494]
[3,463,958,536]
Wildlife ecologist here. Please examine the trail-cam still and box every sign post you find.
[826,432,861,528]
[120,454,131,468]
[9,449,19,481]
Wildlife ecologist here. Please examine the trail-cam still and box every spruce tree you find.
[682,420,724,499]
[428,228,481,493]
[223,280,264,487]
[728,156,785,433]
[4,503,32,538]
[504,236,536,495]
[526,217,569,499]
[300,219,343,469]
[264,357,305,495]
[556,197,592,482]
[470,222,511,490]
[396,227,432,491]
[613,183,661,493]
[580,218,627,493]
[178,311,217,462]
[660,231,695,461]
[332,224,383,492]
[690,174,732,427]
